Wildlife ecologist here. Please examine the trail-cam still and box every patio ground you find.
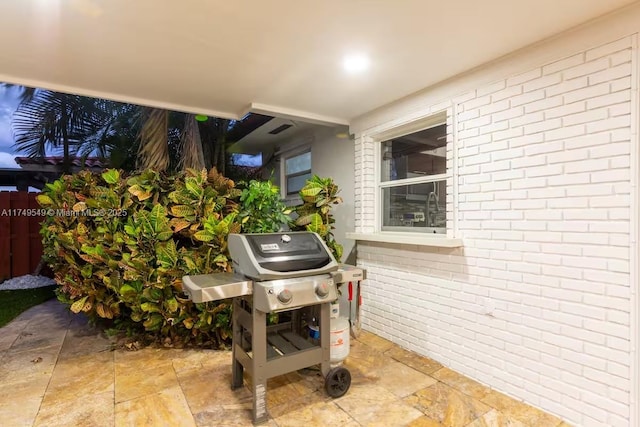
[0,300,570,427]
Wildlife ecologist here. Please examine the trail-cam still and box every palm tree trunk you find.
[137,108,170,172]
[199,121,213,170]
[215,119,229,175]
[179,114,205,170]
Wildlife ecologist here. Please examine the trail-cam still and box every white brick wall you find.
[353,36,634,427]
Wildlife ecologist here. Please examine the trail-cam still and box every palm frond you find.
[0,83,37,104]
[11,90,120,169]
[78,102,140,159]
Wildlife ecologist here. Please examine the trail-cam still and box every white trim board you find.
[630,32,640,427]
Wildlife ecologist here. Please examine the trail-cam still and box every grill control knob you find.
[315,283,330,298]
[277,289,293,304]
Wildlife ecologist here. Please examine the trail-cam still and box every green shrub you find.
[292,175,343,262]
[238,179,291,233]
[37,169,343,348]
[37,168,245,348]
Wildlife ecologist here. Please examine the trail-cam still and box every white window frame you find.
[281,149,312,198]
[374,111,451,235]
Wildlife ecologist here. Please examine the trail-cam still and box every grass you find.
[0,286,58,328]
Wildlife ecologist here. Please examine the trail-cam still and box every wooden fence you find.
[0,191,45,281]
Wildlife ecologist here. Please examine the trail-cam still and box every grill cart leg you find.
[350,280,363,338]
[231,298,243,390]
[319,301,331,377]
[252,307,268,424]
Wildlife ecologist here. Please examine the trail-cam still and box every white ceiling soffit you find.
[229,117,316,154]
[0,0,636,124]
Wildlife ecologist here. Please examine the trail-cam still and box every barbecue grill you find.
[182,231,364,424]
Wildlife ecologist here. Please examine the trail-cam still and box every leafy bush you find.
[292,175,343,262]
[37,169,343,347]
[37,168,244,348]
[238,179,291,233]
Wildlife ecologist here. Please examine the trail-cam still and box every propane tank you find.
[330,301,350,366]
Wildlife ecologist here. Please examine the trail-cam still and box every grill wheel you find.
[324,366,351,398]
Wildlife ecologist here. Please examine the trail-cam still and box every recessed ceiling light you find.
[343,54,370,74]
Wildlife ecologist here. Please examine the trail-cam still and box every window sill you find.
[346,232,463,248]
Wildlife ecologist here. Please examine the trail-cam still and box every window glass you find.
[381,124,446,182]
[287,172,312,195]
[284,151,311,195]
[379,121,447,233]
[382,180,446,232]
[285,152,311,175]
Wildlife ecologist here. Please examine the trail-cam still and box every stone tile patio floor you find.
[0,300,571,427]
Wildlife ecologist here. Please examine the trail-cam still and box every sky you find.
[0,86,21,168]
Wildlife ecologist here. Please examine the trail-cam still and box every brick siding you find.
[354,36,633,426]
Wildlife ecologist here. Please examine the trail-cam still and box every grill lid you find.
[228,232,339,280]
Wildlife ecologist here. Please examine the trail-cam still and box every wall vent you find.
[268,124,293,135]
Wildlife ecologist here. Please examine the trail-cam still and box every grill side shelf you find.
[182,272,253,303]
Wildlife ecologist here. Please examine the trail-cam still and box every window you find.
[379,120,447,233]
[284,151,311,196]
